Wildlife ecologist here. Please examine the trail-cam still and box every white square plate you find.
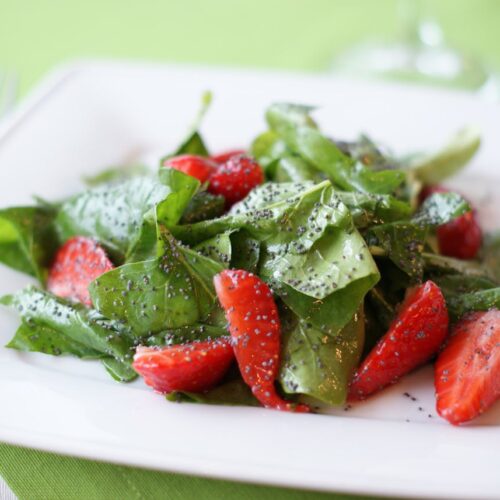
[0,61,499,499]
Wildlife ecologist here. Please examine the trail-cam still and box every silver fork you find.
[0,70,17,120]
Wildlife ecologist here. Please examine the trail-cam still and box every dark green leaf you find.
[250,130,290,169]
[336,192,411,228]
[1,288,134,363]
[431,274,499,319]
[171,131,209,157]
[367,222,426,280]
[126,169,200,262]
[102,358,138,382]
[274,156,323,182]
[0,206,58,282]
[167,378,259,407]
[362,193,466,280]
[482,232,500,283]
[145,324,228,347]
[423,252,492,279]
[432,274,498,296]
[278,275,378,334]
[266,103,405,194]
[89,229,223,336]
[194,231,233,267]
[156,168,201,227]
[279,308,364,406]
[56,177,171,260]
[6,321,104,359]
[337,135,399,171]
[180,191,226,224]
[447,288,500,319]
[229,231,261,273]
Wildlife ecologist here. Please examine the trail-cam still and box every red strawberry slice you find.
[435,309,500,425]
[210,149,246,164]
[349,281,449,401]
[133,338,234,394]
[208,155,264,206]
[437,211,482,260]
[420,185,482,260]
[214,269,310,412]
[47,236,114,306]
[162,154,217,183]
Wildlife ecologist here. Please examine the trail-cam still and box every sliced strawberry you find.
[133,338,234,394]
[435,309,500,425]
[47,236,114,306]
[437,211,482,260]
[420,185,482,260]
[210,149,246,164]
[349,281,449,401]
[162,154,217,183]
[208,155,264,206]
[214,269,310,412]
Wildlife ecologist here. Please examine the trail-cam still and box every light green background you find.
[0,1,499,499]
[1,0,500,96]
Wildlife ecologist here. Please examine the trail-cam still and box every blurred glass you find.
[332,0,499,99]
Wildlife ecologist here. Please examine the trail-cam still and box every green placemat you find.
[0,443,383,500]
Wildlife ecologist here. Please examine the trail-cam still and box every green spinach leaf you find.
[229,231,261,273]
[447,288,500,319]
[482,232,500,283]
[251,130,290,170]
[194,231,233,267]
[367,222,426,279]
[180,191,226,224]
[412,192,470,226]
[102,358,138,382]
[145,323,228,347]
[279,307,364,406]
[126,169,200,262]
[56,177,171,260]
[410,127,481,184]
[0,206,58,282]
[366,192,470,280]
[1,288,134,363]
[89,228,223,336]
[167,378,259,407]
[266,103,405,194]
[6,321,103,358]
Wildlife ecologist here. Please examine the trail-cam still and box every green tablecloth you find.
[0,1,499,498]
